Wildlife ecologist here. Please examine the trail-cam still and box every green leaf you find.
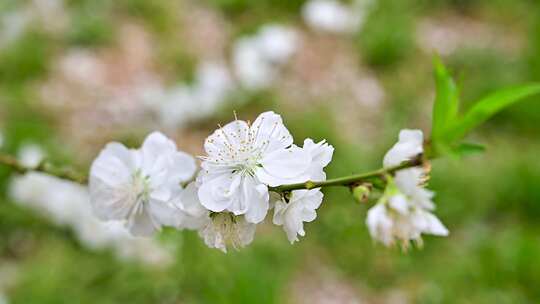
[431,57,459,141]
[447,84,540,142]
[453,142,486,157]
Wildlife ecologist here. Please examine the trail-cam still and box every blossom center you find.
[131,169,152,204]
[209,213,244,249]
[205,121,268,176]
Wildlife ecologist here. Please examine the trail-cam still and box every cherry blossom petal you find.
[88,178,133,221]
[127,204,159,237]
[258,146,311,186]
[204,120,250,158]
[251,111,293,152]
[198,173,235,212]
[383,129,423,168]
[148,199,180,228]
[90,143,136,187]
[140,132,178,173]
[243,178,270,223]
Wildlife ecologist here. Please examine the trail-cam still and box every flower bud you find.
[351,183,372,204]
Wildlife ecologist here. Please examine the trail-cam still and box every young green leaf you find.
[453,142,486,157]
[431,58,459,142]
[447,84,540,142]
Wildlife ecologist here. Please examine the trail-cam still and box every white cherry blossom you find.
[198,111,311,224]
[89,132,196,236]
[271,139,332,243]
[273,189,324,243]
[173,181,254,252]
[199,213,256,253]
[197,120,334,249]
[366,178,448,248]
[366,129,448,248]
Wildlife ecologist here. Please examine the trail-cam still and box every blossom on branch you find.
[273,189,324,244]
[200,213,256,253]
[195,111,334,249]
[84,112,334,252]
[367,129,448,248]
[177,180,256,252]
[89,132,196,236]
[198,111,311,224]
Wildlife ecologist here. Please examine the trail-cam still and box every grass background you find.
[1,0,540,303]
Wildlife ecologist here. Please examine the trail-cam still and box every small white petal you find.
[198,173,235,212]
[127,204,159,237]
[90,142,136,187]
[383,129,424,168]
[89,178,133,221]
[413,210,449,236]
[302,138,334,181]
[147,199,180,228]
[388,194,409,215]
[140,131,178,173]
[251,111,293,153]
[168,151,197,182]
[204,120,250,158]
[227,174,247,215]
[174,182,210,230]
[243,179,270,224]
[366,203,394,246]
[258,146,311,186]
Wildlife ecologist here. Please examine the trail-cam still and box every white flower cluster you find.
[197,112,333,250]
[87,114,450,252]
[89,112,334,252]
[6,118,448,253]
[366,130,448,248]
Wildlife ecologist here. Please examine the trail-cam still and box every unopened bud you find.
[351,183,372,204]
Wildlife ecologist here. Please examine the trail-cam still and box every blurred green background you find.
[1,0,540,303]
